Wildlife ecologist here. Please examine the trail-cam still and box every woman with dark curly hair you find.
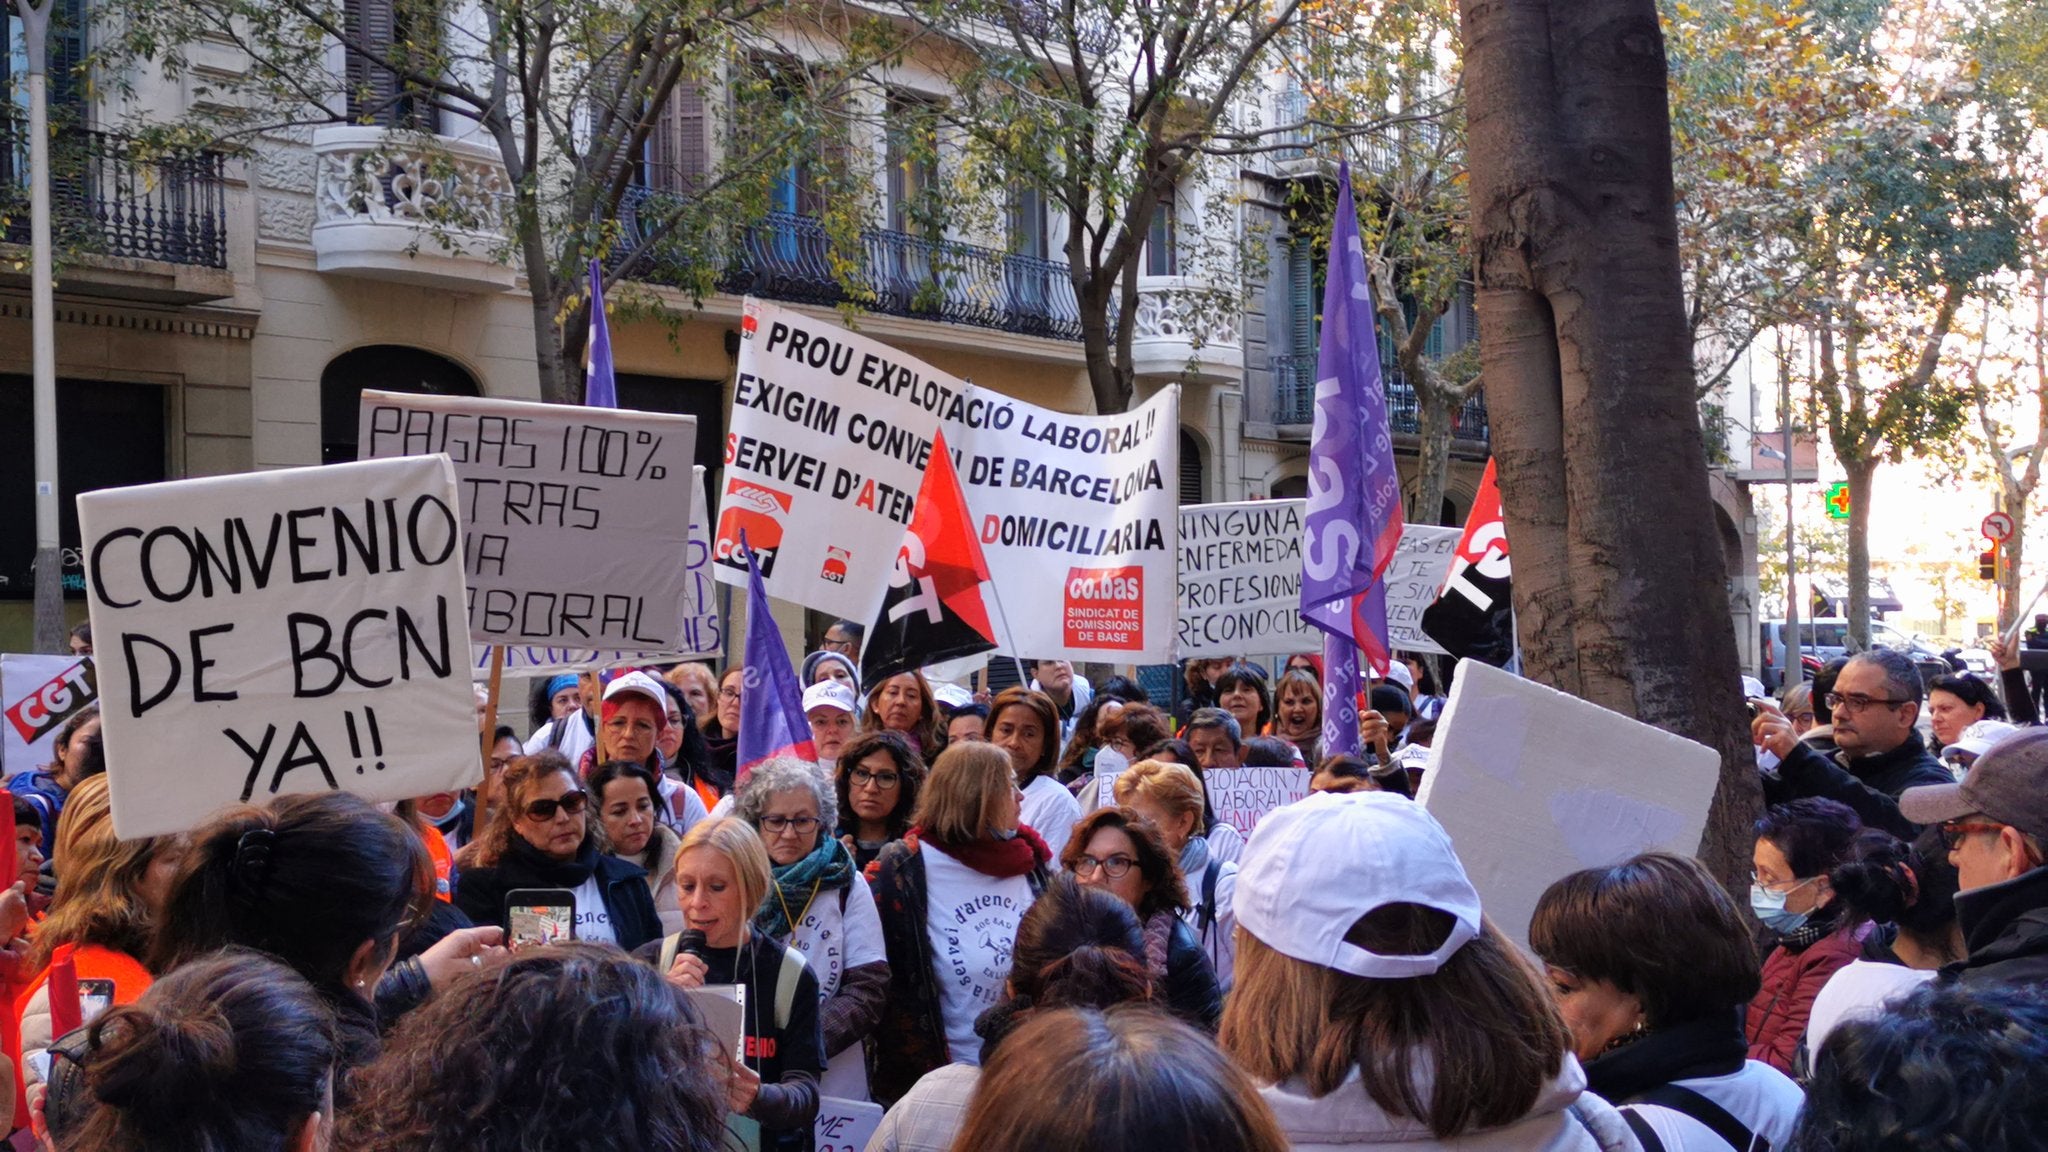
[339,943,727,1152]
[1061,807,1221,1029]
[55,950,336,1152]
[834,730,925,872]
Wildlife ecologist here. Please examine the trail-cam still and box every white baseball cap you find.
[1235,790,1482,979]
[1380,661,1414,692]
[1950,719,2020,761]
[802,681,857,715]
[602,671,670,729]
[930,681,976,711]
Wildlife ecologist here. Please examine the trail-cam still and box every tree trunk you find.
[1412,387,1455,525]
[1842,456,1874,650]
[1462,0,1761,893]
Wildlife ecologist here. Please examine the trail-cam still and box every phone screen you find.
[78,978,115,1025]
[509,903,574,946]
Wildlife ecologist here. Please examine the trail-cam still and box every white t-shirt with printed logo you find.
[787,872,887,1098]
[921,846,1031,1066]
[568,874,616,945]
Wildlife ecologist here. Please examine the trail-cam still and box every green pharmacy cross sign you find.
[1823,481,1851,521]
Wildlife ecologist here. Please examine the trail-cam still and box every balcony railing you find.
[1004,0,1119,56]
[1,121,228,268]
[1264,351,1490,444]
[620,190,1084,341]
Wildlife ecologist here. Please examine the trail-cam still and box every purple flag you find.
[584,258,618,409]
[737,532,815,779]
[1300,164,1405,756]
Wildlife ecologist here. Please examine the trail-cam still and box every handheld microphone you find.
[676,928,708,959]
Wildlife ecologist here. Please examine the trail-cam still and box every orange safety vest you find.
[8,945,151,1131]
[420,821,454,903]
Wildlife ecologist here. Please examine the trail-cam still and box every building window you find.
[645,80,708,195]
[1179,428,1204,503]
[1146,188,1178,277]
[1008,184,1047,259]
[0,376,165,603]
[886,92,940,237]
[343,0,442,133]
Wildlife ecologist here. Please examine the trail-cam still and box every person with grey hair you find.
[1184,708,1244,772]
[734,757,890,1099]
[1755,648,1952,838]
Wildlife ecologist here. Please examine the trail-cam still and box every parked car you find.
[1760,619,1852,692]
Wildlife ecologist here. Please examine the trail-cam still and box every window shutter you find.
[344,0,400,126]
[49,0,90,112]
[1287,234,1316,359]
[1178,428,1204,504]
[651,79,707,194]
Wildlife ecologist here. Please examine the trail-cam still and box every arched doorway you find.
[1179,428,1205,504]
[320,345,481,464]
[1270,474,1307,500]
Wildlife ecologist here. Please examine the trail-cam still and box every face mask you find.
[990,827,1018,841]
[1750,878,1815,933]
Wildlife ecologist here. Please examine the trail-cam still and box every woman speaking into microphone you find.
[636,818,823,1152]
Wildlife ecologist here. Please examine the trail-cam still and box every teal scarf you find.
[753,837,855,939]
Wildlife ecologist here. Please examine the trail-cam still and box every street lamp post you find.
[16,0,65,653]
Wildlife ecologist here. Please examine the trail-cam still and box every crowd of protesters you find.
[0,621,2043,1152]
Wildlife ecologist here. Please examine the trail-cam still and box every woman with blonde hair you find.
[635,817,822,1152]
[1219,792,1636,1151]
[862,671,944,757]
[1113,759,1238,988]
[867,742,1051,1105]
[15,775,182,1088]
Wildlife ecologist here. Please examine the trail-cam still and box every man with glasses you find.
[1899,728,2048,987]
[1754,648,1950,838]
[820,619,864,657]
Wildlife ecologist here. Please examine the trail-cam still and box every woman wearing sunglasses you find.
[1060,806,1221,1030]
[455,752,664,952]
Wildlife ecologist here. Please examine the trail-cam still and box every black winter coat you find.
[1948,865,2048,990]
[454,835,663,953]
[1765,730,1951,839]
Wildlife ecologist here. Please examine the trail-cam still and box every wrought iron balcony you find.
[1264,351,1490,445]
[619,189,1084,342]
[1,121,227,268]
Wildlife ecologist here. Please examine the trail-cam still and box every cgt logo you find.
[1063,566,1144,650]
[715,480,792,576]
[4,659,97,745]
[821,545,851,585]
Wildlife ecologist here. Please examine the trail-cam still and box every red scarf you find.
[912,824,1050,879]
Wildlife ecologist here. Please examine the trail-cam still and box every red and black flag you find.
[1420,458,1515,667]
[860,429,999,690]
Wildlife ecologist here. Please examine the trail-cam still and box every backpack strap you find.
[1627,1084,1767,1152]
[1621,1109,1667,1152]
[657,932,681,974]
[1198,858,1221,941]
[773,943,808,1032]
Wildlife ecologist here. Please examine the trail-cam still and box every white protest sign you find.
[470,466,723,677]
[1384,526,1460,656]
[813,1097,884,1152]
[1092,746,1131,810]
[1176,500,1315,657]
[1416,659,1721,947]
[78,456,481,839]
[1,655,97,775]
[358,391,698,650]
[717,298,1178,662]
[1206,764,1312,838]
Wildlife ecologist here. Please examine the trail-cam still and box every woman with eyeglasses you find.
[1746,797,1869,1073]
[1060,807,1221,1029]
[735,757,890,1100]
[454,753,664,952]
[867,743,1052,1106]
[835,731,926,872]
[701,668,745,788]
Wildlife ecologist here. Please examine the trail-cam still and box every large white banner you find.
[1,654,97,776]
[358,391,699,650]
[716,298,1178,662]
[1176,500,1314,657]
[1384,525,1461,656]
[470,466,724,678]
[78,456,482,839]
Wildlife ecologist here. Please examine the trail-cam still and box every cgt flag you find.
[860,429,999,691]
[1300,163,1405,756]
[737,534,815,778]
[1419,458,1514,666]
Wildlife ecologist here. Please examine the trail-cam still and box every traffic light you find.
[1981,547,1998,581]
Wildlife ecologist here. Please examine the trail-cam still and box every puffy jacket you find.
[1745,922,1866,1072]
[1258,1057,1638,1152]
[1148,911,1222,1030]
[1947,864,2048,989]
